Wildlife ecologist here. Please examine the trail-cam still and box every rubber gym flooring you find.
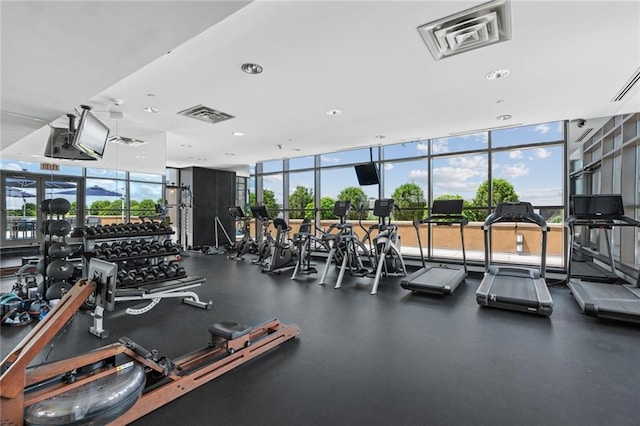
[2,253,639,425]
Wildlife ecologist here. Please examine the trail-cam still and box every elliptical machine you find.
[227,206,256,261]
[262,218,297,274]
[291,218,321,279]
[250,206,274,266]
[368,198,406,295]
[319,201,374,289]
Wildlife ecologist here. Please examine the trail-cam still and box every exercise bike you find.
[290,217,329,279]
[250,205,275,266]
[262,218,298,274]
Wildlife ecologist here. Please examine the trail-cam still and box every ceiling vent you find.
[611,67,640,102]
[177,104,235,124]
[418,0,512,61]
[108,135,147,147]
[574,128,593,144]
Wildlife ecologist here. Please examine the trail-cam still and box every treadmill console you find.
[570,194,624,218]
[373,199,395,218]
[431,199,464,216]
[495,202,534,218]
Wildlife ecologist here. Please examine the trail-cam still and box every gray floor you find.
[2,252,639,425]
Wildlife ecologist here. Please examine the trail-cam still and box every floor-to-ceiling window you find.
[253,120,567,268]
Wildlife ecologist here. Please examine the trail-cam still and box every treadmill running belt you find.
[569,280,640,322]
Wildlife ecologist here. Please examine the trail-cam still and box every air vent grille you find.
[177,105,235,124]
[575,129,593,144]
[612,67,640,102]
[418,0,511,61]
[108,136,147,147]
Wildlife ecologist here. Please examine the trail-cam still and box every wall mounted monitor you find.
[354,162,380,186]
[71,109,110,159]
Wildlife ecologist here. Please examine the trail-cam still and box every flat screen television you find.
[71,109,110,159]
[44,127,97,161]
[354,162,380,186]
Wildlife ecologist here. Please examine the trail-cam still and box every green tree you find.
[130,199,156,217]
[391,183,426,221]
[469,179,519,222]
[262,189,280,218]
[69,201,77,215]
[337,187,367,220]
[89,200,112,216]
[305,196,335,220]
[289,185,314,219]
[473,178,519,207]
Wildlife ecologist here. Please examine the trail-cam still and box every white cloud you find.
[263,174,283,183]
[433,166,484,182]
[384,163,394,170]
[509,150,523,159]
[430,139,449,154]
[533,148,552,159]
[409,169,428,178]
[321,156,340,164]
[447,155,487,169]
[518,187,563,205]
[499,163,530,178]
[416,142,429,153]
[535,123,550,134]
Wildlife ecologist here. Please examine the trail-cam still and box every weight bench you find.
[91,276,211,338]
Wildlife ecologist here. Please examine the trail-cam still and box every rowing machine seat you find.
[209,321,252,340]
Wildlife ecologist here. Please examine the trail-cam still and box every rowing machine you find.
[0,279,300,425]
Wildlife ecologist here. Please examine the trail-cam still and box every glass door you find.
[1,173,84,247]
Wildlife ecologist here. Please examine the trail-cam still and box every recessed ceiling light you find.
[496,114,512,120]
[232,132,245,136]
[241,63,263,74]
[180,144,192,148]
[326,109,342,115]
[143,106,159,113]
[486,69,510,80]
[135,155,146,159]
[375,135,385,139]
[225,153,235,156]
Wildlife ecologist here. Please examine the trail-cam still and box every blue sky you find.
[264,121,564,207]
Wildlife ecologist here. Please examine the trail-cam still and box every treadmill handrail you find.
[565,212,640,286]
[484,202,548,278]
[413,213,467,272]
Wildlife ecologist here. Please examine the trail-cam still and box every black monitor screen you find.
[72,109,110,159]
[571,195,624,217]
[431,199,464,215]
[373,198,394,217]
[250,205,269,219]
[354,163,380,186]
[228,206,246,218]
[44,127,97,161]
[333,200,351,217]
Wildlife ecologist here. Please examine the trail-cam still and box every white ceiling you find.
[2,0,639,176]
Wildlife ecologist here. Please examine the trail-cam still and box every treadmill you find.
[400,199,468,295]
[475,201,553,316]
[566,194,640,324]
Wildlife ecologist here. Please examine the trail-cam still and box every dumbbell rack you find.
[81,223,211,338]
